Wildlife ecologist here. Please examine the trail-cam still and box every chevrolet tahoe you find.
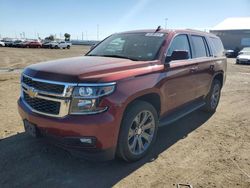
[18,29,227,162]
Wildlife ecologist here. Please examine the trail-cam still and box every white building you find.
[210,17,250,52]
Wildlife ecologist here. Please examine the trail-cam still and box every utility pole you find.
[82,32,83,40]
[97,24,99,41]
[165,18,168,29]
[85,31,88,40]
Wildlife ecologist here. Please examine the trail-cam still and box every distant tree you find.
[48,35,55,41]
[64,33,71,41]
[45,35,55,41]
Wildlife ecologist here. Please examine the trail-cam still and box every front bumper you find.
[18,98,121,160]
[237,59,250,64]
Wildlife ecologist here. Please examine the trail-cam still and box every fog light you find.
[77,99,93,108]
[80,138,93,144]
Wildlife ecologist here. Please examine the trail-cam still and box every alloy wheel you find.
[211,84,220,109]
[128,110,155,155]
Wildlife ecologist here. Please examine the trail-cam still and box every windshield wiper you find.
[87,54,138,61]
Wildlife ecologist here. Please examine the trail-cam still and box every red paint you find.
[18,29,227,159]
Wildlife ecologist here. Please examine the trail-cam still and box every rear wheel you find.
[117,100,158,162]
[67,45,70,49]
[203,79,221,112]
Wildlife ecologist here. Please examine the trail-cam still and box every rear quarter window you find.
[209,37,224,57]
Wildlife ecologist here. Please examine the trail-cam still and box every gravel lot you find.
[0,46,249,188]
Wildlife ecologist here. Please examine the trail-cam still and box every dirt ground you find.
[0,46,249,188]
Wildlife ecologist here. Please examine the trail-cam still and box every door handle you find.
[190,67,198,73]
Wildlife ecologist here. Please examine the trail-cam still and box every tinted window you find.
[191,36,208,58]
[209,37,224,57]
[104,37,125,52]
[88,33,165,61]
[167,35,191,58]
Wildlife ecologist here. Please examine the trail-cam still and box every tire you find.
[67,45,70,49]
[116,100,159,162]
[55,45,58,49]
[203,79,221,112]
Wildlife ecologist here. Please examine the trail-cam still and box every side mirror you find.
[166,50,189,63]
[90,44,96,50]
[90,42,100,50]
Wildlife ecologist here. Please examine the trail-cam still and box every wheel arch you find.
[213,71,224,87]
[123,92,161,118]
[206,71,224,97]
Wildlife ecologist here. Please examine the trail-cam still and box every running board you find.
[159,101,206,127]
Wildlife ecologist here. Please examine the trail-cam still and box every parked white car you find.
[44,41,71,49]
[236,47,250,64]
[0,41,5,47]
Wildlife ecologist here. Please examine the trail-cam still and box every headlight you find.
[70,83,116,114]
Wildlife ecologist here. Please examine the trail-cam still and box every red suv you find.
[18,29,226,161]
[23,41,42,48]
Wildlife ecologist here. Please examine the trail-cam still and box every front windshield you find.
[87,32,166,61]
[241,48,250,55]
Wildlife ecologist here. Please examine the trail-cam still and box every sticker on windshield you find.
[145,33,164,37]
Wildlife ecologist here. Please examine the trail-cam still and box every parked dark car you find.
[18,29,227,162]
[12,40,25,47]
[225,49,235,58]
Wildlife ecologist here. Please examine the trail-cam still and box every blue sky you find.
[0,0,249,40]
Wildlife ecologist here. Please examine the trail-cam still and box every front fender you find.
[107,73,163,115]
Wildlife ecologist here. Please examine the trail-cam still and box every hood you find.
[237,54,250,60]
[24,56,164,83]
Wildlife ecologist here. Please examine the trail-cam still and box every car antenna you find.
[155,26,161,32]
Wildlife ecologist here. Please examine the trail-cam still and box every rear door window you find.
[167,34,191,58]
[191,35,208,58]
[209,37,224,57]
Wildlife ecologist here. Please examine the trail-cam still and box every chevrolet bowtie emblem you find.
[27,87,38,98]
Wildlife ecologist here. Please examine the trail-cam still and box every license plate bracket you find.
[23,120,39,137]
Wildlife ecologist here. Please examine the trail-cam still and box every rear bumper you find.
[18,98,121,160]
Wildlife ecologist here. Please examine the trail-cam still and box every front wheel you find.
[203,79,221,112]
[116,100,159,162]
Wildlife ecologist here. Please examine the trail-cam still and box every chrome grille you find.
[23,92,60,115]
[22,75,65,94]
[21,74,76,117]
